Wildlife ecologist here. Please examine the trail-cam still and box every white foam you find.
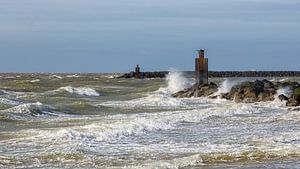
[270,87,293,107]
[66,74,80,78]
[106,74,120,79]
[100,70,196,109]
[216,78,247,95]
[103,69,196,108]
[49,75,63,79]
[100,92,187,109]
[30,79,40,83]
[48,103,265,143]
[0,90,9,95]
[2,99,298,169]
[1,102,58,120]
[58,86,100,97]
[165,70,193,94]
[26,108,221,144]
[138,154,203,169]
[279,78,289,82]
[0,98,20,106]
[276,87,293,98]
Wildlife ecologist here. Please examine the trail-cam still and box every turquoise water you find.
[0,73,299,168]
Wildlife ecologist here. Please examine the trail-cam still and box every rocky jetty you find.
[117,71,167,79]
[172,82,218,98]
[172,79,300,107]
[118,71,300,79]
[220,80,276,103]
[208,71,300,78]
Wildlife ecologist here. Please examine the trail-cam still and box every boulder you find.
[172,82,218,98]
[172,79,300,107]
[278,94,289,101]
[220,80,276,103]
[286,87,300,107]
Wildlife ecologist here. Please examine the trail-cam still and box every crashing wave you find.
[215,78,247,95]
[49,75,63,80]
[54,103,263,143]
[57,86,100,97]
[0,90,9,95]
[0,98,21,106]
[276,87,293,98]
[135,154,203,169]
[165,70,193,94]
[140,150,298,168]
[100,93,187,109]
[66,74,80,78]
[0,102,58,121]
[30,79,40,83]
[49,109,213,143]
[100,70,196,109]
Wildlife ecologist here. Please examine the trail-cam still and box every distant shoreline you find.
[118,71,300,78]
[0,71,300,78]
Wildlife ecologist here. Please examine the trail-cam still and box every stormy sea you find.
[0,72,299,169]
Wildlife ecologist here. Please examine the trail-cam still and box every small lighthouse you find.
[135,64,141,78]
[195,49,208,85]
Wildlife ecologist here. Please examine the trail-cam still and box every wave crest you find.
[166,70,193,94]
[57,86,100,96]
[0,102,58,121]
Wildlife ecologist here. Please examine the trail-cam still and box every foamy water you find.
[57,86,100,96]
[0,73,299,168]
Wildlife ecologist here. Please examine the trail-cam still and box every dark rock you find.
[223,80,276,103]
[172,82,218,98]
[119,71,300,79]
[278,94,289,101]
[117,71,168,79]
[286,87,300,107]
[287,97,300,107]
[172,79,300,107]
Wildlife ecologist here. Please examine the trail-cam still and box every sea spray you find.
[0,102,59,120]
[276,87,293,98]
[216,78,247,95]
[272,87,293,106]
[166,70,193,94]
[99,70,194,109]
[58,86,100,96]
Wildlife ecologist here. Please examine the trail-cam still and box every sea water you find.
[0,73,299,168]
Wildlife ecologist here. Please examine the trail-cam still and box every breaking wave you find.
[57,86,100,97]
[138,154,203,169]
[49,75,63,80]
[165,70,193,93]
[99,93,188,109]
[30,79,40,83]
[0,102,59,121]
[100,70,197,109]
[271,87,294,106]
[45,103,272,143]
[33,108,224,143]
[216,78,247,95]
[138,150,298,169]
[0,90,9,95]
[0,98,21,106]
[276,87,293,98]
[66,74,80,78]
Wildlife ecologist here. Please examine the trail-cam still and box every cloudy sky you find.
[0,0,299,72]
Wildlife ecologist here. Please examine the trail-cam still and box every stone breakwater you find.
[172,80,300,107]
[208,71,300,77]
[118,71,300,78]
[117,71,168,78]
